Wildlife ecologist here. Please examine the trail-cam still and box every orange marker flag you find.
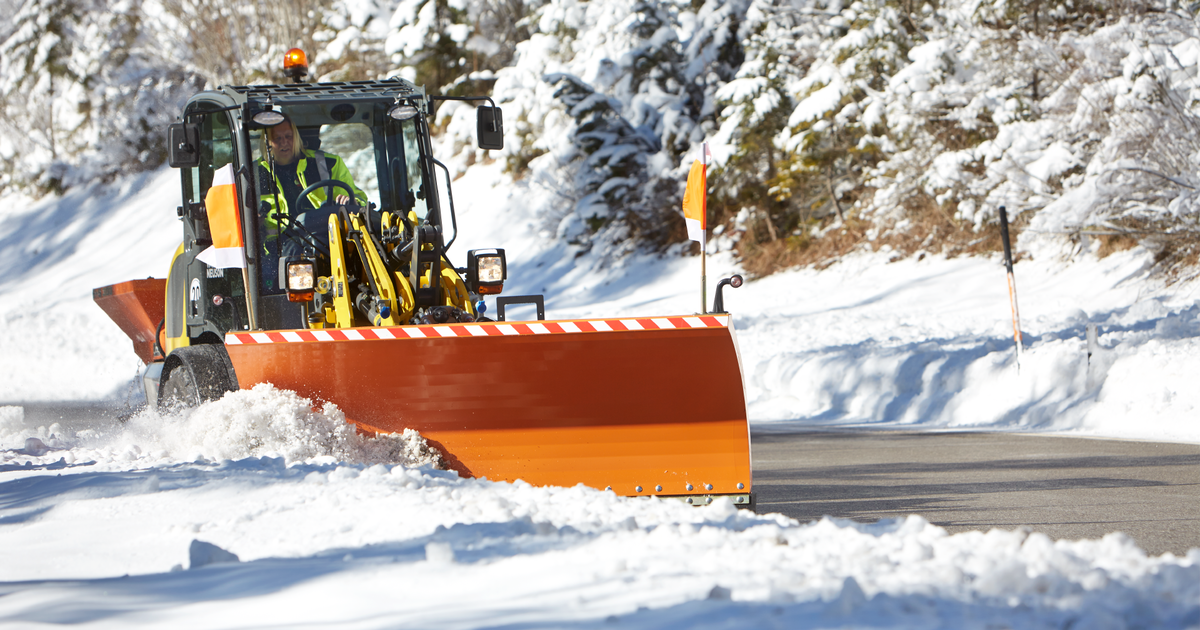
[682,143,711,313]
[682,159,707,249]
[196,164,246,269]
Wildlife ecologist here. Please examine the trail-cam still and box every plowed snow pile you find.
[0,424,1196,627]
[0,389,1196,628]
[0,384,442,471]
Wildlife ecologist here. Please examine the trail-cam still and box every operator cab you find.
[163,57,505,349]
[247,97,436,329]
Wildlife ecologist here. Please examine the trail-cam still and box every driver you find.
[256,114,367,264]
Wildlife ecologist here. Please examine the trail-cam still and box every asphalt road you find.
[751,429,1200,556]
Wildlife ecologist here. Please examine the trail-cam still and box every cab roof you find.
[220,77,424,106]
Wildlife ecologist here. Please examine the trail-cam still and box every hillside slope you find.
[0,0,1197,442]
[1,161,1197,443]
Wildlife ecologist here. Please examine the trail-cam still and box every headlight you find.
[287,261,315,290]
[280,258,316,302]
[467,248,506,295]
[477,256,504,283]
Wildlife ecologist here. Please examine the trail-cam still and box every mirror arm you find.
[427,95,499,130]
[431,158,458,252]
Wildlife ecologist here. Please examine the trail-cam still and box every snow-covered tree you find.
[384,0,537,91]
[1,0,1196,275]
[706,0,1199,274]
[0,0,202,193]
[486,0,749,256]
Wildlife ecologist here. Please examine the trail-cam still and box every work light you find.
[388,104,419,121]
[281,259,315,302]
[467,249,506,295]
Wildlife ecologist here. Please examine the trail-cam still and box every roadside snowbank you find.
[0,430,1196,628]
[729,249,1200,444]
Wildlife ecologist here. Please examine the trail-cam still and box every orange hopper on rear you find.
[93,279,166,364]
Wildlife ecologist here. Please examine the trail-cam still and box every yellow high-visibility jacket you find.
[256,149,367,237]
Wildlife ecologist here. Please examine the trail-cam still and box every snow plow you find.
[94,50,751,505]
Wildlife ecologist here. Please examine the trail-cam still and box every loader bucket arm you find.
[224,315,751,501]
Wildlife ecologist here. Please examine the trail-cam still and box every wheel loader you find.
[94,50,752,506]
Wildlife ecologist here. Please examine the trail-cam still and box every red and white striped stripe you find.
[225,315,730,345]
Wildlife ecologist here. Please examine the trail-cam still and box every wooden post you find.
[999,206,1023,372]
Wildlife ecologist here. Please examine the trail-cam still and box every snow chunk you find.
[188,540,240,569]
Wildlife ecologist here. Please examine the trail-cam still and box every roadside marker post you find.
[999,206,1024,372]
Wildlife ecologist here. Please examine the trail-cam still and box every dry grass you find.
[734,192,1025,278]
[738,218,871,277]
[877,193,1018,260]
[1093,233,1140,258]
[1083,217,1200,283]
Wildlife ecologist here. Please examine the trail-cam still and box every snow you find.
[1,153,1198,625]
[4,384,442,468]
[3,397,1199,627]
[1,461,1193,629]
[5,3,1200,614]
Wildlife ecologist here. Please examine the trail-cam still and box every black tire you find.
[158,344,239,413]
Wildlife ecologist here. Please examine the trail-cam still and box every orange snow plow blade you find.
[224,315,751,501]
[93,279,166,364]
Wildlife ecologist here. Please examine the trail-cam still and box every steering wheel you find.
[297,179,359,210]
[276,179,359,256]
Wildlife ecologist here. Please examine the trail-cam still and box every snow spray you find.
[999,206,1024,372]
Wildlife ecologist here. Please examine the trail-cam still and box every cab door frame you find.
[166,94,255,350]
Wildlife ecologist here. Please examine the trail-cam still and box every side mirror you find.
[167,123,200,169]
[476,106,504,151]
[466,248,506,295]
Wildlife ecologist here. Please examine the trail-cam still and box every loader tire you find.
[158,344,239,412]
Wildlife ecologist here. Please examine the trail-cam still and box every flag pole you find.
[681,144,710,314]
[701,143,708,314]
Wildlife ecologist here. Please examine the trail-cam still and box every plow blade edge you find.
[224,315,751,499]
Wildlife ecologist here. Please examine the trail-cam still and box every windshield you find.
[249,102,432,223]
[317,122,378,204]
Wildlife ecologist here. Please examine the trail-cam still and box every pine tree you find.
[527,0,750,254]
[385,0,537,93]
[0,0,201,193]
